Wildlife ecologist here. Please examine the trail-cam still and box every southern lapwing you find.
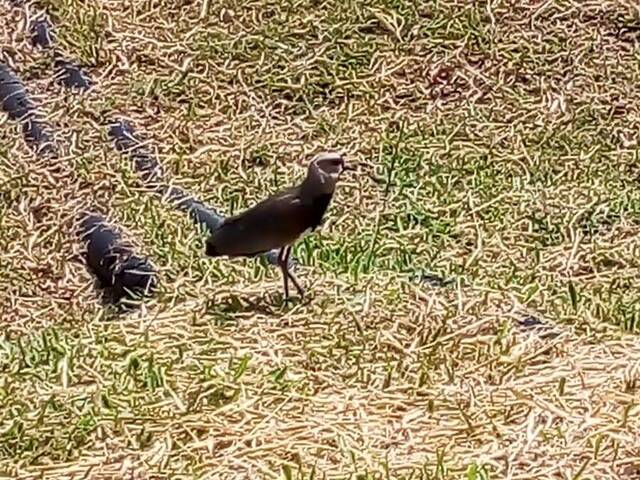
[205,152,349,300]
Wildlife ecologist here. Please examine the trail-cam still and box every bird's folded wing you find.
[207,190,309,256]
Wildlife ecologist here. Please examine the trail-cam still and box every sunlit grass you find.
[1,0,640,478]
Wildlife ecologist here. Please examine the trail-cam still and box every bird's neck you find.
[299,174,336,204]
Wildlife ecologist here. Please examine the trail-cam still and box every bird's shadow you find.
[207,292,308,317]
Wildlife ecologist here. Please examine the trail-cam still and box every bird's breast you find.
[305,193,333,230]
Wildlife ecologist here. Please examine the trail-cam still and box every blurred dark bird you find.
[205,152,350,300]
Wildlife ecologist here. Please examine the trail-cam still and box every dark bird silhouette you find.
[205,152,349,300]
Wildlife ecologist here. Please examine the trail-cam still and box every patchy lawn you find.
[1,0,640,478]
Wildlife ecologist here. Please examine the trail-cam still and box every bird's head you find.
[306,151,350,194]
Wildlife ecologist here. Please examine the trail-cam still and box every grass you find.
[2,0,640,478]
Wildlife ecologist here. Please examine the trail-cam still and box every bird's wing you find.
[207,188,310,257]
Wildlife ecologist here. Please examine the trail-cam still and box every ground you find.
[1,0,640,478]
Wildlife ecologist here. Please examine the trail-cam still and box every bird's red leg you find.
[284,246,304,298]
[277,246,290,300]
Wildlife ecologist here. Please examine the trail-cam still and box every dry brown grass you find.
[2,0,640,478]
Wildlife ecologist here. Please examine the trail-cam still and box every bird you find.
[205,151,350,300]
